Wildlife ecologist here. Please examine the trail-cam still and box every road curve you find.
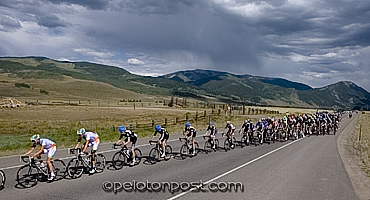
[0,115,359,200]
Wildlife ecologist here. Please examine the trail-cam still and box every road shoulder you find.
[337,115,370,200]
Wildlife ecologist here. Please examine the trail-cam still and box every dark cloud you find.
[37,14,68,28]
[0,0,370,91]
[45,0,110,10]
[0,14,22,32]
[111,0,206,15]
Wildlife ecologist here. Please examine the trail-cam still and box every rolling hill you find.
[0,57,369,110]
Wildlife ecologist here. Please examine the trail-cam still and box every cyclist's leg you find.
[46,146,56,179]
[161,140,166,156]
[91,139,100,170]
[230,131,235,145]
[211,134,216,148]
[130,144,136,164]
[131,137,137,158]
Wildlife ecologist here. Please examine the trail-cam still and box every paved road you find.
[0,115,359,200]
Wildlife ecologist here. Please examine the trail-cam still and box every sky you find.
[0,0,370,91]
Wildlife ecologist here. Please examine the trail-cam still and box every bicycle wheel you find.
[241,135,249,147]
[0,169,5,190]
[95,154,106,173]
[214,139,219,151]
[194,142,200,156]
[52,159,66,181]
[148,148,160,164]
[180,144,189,159]
[16,165,38,188]
[134,149,142,165]
[230,138,235,149]
[204,140,212,153]
[164,145,172,161]
[66,158,84,179]
[224,138,230,152]
[231,137,238,148]
[112,151,126,170]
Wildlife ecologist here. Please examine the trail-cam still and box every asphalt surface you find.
[0,115,359,200]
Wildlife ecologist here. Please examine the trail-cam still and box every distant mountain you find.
[1,57,369,110]
[163,69,313,90]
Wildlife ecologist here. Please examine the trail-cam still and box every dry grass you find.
[0,104,302,157]
[351,112,370,176]
[0,73,159,102]
[0,106,231,156]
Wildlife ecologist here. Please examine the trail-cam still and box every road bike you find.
[179,137,199,158]
[66,148,106,179]
[222,132,236,151]
[16,156,66,188]
[203,135,219,153]
[111,144,142,169]
[0,169,5,190]
[148,140,172,164]
[249,129,263,146]
[264,128,275,144]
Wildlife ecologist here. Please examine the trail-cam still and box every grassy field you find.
[351,112,370,176]
[0,73,159,102]
[0,104,320,157]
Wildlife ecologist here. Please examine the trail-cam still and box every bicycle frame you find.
[20,156,49,176]
[68,148,93,170]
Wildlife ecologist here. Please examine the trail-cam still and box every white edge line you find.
[1,138,179,170]
[167,138,303,200]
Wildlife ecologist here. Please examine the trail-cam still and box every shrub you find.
[15,83,30,88]
[40,89,49,95]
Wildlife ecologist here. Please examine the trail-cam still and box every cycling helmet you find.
[227,121,231,125]
[155,125,161,132]
[248,119,251,122]
[30,134,40,142]
[185,122,191,127]
[119,126,126,133]
[244,120,248,123]
[209,122,213,125]
[77,128,85,135]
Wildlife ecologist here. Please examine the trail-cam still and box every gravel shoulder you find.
[337,114,370,200]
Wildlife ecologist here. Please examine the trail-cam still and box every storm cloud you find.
[0,0,369,91]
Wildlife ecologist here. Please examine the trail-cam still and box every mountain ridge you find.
[0,57,369,110]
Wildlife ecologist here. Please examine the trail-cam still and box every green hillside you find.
[1,57,369,110]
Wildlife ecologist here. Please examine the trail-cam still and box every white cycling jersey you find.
[40,138,56,149]
[84,132,99,143]
[83,131,100,151]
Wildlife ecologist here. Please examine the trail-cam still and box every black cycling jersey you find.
[154,128,169,141]
[242,123,254,132]
[207,125,216,135]
[119,130,138,144]
[185,126,197,137]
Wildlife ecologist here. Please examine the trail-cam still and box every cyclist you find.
[24,134,56,181]
[240,119,254,144]
[116,126,138,165]
[183,122,197,155]
[224,121,236,148]
[205,122,217,149]
[256,119,265,144]
[75,128,100,173]
[152,125,169,158]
